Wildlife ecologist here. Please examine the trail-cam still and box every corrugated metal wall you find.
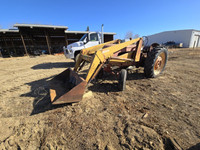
[147,30,195,48]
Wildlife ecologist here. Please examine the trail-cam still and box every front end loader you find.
[49,37,168,105]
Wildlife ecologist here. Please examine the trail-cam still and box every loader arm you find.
[84,38,143,83]
[74,39,120,72]
[82,39,121,55]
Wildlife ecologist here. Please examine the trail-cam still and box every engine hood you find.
[67,41,84,49]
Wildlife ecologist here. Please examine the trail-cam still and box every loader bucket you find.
[49,68,87,105]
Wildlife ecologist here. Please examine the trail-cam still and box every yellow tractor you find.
[49,37,168,105]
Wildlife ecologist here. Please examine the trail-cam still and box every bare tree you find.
[133,34,139,39]
[125,31,139,39]
[125,31,133,39]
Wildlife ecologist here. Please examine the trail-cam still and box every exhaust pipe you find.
[101,24,104,43]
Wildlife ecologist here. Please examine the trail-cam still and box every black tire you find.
[118,69,127,91]
[144,47,168,78]
[74,53,80,62]
[96,68,104,79]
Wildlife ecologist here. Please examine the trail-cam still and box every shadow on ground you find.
[31,62,75,70]
[88,71,146,93]
[187,143,200,150]
[21,67,146,115]
[21,76,72,115]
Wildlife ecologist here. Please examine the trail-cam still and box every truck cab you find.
[64,32,102,60]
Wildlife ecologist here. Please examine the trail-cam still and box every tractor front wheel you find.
[118,69,127,91]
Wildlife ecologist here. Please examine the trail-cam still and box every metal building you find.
[147,29,200,48]
[0,29,22,57]
[14,23,68,55]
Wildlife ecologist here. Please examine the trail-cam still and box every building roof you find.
[171,29,200,32]
[14,23,68,29]
[0,29,19,33]
[65,30,116,35]
[148,29,200,36]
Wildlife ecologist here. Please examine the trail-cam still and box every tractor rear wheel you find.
[118,69,127,91]
[144,47,168,78]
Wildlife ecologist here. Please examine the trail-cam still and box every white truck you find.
[63,32,103,61]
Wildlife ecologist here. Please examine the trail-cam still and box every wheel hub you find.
[155,56,162,70]
[154,52,166,75]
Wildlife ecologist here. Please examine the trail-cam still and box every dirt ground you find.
[0,48,199,150]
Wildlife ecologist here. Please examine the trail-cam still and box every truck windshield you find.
[79,34,88,41]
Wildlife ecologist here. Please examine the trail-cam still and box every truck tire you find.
[118,69,127,91]
[74,53,80,62]
[144,47,168,78]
